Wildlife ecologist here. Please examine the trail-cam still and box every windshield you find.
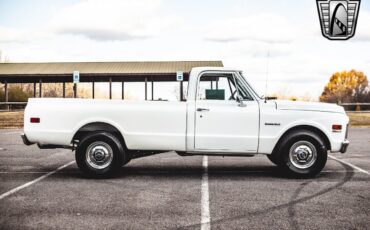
[238,71,262,99]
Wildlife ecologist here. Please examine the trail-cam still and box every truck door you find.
[194,72,259,153]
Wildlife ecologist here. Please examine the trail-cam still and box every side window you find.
[198,74,237,100]
[197,73,253,101]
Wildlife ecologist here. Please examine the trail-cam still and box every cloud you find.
[250,46,291,58]
[48,0,180,41]
[204,13,298,44]
[0,0,178,43]
[352,10,370,41]
[0,25,53,43]
[0,26,26,43]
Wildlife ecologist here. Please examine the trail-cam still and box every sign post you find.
[73,71,79,98]
[177,71,184,101]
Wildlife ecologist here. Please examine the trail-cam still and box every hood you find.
[275,100,345,114]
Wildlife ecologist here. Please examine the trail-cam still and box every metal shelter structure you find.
[0,61,223,102]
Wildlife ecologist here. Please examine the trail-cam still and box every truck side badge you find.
[316,0,361,40]
[265,123,281,126]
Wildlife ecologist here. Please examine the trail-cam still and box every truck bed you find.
[24,98,187,151]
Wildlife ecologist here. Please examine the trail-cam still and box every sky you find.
[0,0,370,100]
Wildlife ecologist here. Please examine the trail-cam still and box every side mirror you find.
[236,96,246,107]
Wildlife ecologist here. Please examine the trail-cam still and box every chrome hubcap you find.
[289,141,317,169]
[86,141,113,169]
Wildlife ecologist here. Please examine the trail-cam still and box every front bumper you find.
[340,139,350,153]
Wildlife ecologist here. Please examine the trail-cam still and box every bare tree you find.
[0,50,10,63]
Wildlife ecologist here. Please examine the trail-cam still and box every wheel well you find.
[271,125,331,155]
[72,122,126,148]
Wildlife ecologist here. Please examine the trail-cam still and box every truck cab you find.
[186,67,260,153]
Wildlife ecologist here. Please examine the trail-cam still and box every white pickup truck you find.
[22,67,349,178]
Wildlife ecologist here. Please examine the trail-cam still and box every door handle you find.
[197,108,210,112]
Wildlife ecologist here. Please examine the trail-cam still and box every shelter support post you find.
[4,81,9,110]
[122,82,124,100]
[92,81,95,99]
[33,82,36,97]
[62,82,66,98]
[151,80,154,100]
[4,81,8,103]
[109,77,112,99]
[39,79,42,98]
[145,77,147,100]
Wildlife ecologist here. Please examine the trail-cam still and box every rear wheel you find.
[276,130,327,178]
[75,132,126,177]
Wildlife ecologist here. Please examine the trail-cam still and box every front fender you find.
[259,111,348,154]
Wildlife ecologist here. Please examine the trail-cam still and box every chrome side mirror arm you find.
[237,96,247,107]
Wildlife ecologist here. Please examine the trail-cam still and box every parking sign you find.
[73,71,80,83]
[176,71,183,81]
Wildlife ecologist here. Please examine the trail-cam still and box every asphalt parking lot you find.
[0,128,369,229]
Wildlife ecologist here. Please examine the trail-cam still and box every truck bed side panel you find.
[24,99,187,151]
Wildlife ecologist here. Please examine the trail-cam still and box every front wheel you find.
[75,132,126,177]
[276,130,327,178]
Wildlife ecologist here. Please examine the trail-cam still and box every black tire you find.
[124,157,131,165]
[75,132,126,177]
[275,130,327,178]
[266,154,281,166]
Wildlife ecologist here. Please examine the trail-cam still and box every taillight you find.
[30,117,40,123]
[332,124,342,132]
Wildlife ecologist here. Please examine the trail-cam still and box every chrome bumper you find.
[340,139,350,153]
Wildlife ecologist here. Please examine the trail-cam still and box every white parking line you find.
[0,161,75,200]
[0,171,71,174]
[201,156,210,230]
[329,155,370,176]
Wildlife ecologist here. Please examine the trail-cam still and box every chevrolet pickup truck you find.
[22,67,349,178]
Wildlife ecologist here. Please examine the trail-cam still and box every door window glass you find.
[197,73,253,100]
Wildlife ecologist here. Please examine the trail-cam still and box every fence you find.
[0,102,27,111]
[339,103,370,112]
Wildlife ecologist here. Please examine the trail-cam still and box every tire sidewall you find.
[278,131,327,177]
[76,132,125,177]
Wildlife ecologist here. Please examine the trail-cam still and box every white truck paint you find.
[22,67,350,177]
